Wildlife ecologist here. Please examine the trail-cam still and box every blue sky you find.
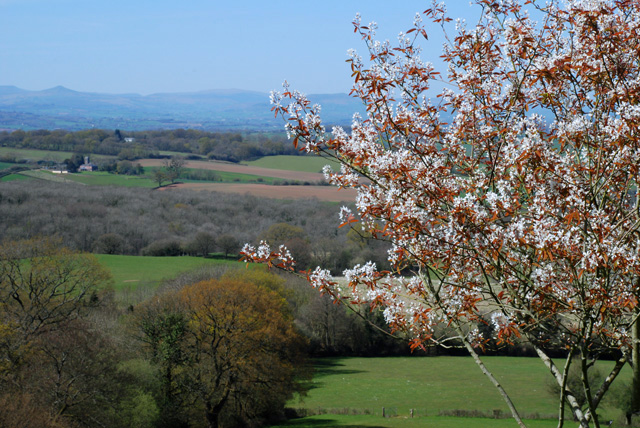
[0,0,481,95]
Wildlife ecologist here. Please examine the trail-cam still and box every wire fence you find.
[286,407,558,420]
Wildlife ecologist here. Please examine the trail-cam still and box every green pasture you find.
[296,357,559,415]
[65,171,157,187]
[95,254,245,290]
[205,169,277,184]
[270,356,631,427]
[0,147,74,162]
[158,150,205,158]
[18,169,76,183]
[0,147,115,163]
[179,167,279,184]
[272,414,577,428]
[2,167,285,188]
[0,153,339,188]
[0,173,32,182]
[0,162,32,182]
[246,155,339,174]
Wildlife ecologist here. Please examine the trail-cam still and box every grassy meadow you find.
[95,254,247,290]
[65,171,157,187]
[0,173,31,182]
[273,414,578,428]
[179,166,280,184]
[91,252,604,428]
[0,146,115,163]
[19,169,76,182]
[64,166,299,187]
[95,254,252,308]
[35,169,278,188]
[0,153,334,188]
[0,161,32,182]
[269,356,632,428]
[246,155,339,173]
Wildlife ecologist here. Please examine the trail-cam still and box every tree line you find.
[0,223,420,428]
[0,179,567,357]
[0,128,301,163]
[0,177,432,353]
[0,180,390,274]
[0,237,310,428]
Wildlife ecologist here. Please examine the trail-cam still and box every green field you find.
[158,150,205,158]
[0,161,16,170]
[246,155,339,174]
[65,171,157,187]
[0,147,115,163]
[269,356,630,428]
[179,167,279,184]
[0,162,33,182]
[0,153,338,188]
[95,254,255,308]
[0,173,32,182]
[1,167,300,188]
[95,254,246,289]
[273,414,577,428]
[59,169,279,188]
[18,170,76,182]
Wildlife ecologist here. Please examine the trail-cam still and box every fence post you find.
[382,407,385,418]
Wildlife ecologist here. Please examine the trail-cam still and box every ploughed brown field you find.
[138,159,325,182]
[141,158,356,202]
[160,182,357,202]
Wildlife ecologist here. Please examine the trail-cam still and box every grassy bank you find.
[95,254,245,290]
[272,414,578,428]
[95,254,248,307]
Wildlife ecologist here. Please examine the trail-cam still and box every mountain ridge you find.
[0,86,364,132]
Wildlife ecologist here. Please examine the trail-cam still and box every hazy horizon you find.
[0,84,357,96]
[1,1,481,96]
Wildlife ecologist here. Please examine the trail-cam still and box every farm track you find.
[138,159,326,182]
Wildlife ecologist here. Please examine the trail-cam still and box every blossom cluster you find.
[246,0,640,384]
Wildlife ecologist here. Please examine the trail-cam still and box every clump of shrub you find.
[93,233,127,254]
[141,239,183,256]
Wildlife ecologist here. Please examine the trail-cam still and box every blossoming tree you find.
[242,1,640,426]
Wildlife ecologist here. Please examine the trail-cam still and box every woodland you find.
[0,129,300,163]
[0,238,307,428]
[0,184,412,428]
[0,179,413,428]
[0,180,389,272]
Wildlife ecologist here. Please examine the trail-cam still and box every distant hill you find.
[0,86,366,131]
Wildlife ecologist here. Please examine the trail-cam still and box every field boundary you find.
[137,158,326,182]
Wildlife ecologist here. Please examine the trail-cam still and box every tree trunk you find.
[632,309,640,418]
[534,346,590,428]
[205,395,229,428]
[459,330,527,428]
[205,412,219,428]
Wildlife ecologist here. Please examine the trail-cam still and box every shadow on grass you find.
[312,358,366,378]
[299,358,367,393]
[278,419,386,428]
